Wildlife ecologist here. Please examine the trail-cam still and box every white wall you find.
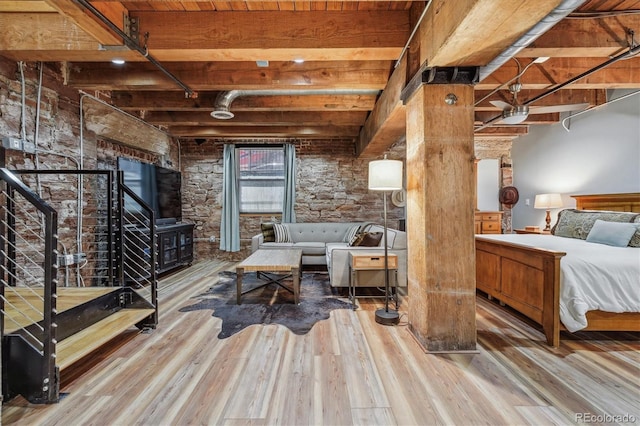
[511,89,640,230]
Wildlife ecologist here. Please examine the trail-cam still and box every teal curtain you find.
[220,144,240,252]
[282,144,297,223]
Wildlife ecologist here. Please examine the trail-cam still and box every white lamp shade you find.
[534,193,563,209]
[368,159,403,191]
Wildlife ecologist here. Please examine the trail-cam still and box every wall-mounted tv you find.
[118,157,182,225]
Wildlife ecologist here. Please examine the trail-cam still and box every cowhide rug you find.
[179,270,352,338]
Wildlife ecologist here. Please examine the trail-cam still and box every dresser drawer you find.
[481,214,500,221]
[482,222,500,232]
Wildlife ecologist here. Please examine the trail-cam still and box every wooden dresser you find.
[474,211,503,234]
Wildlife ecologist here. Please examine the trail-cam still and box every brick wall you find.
[180,139,406,261]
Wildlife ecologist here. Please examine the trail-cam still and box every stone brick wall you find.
[180,139,406,261]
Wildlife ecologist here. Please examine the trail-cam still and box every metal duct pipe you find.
[211,89,381,119]
[479,0,588,81]
[73,0,195,97]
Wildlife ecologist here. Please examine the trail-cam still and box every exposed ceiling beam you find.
[358,0,570,155]
[0,1,55,12]
[110,91,378,112]
[168,125,362,138]
[518,14,639,58]
[477,57,640,89]
[65,61,393,90]
[143,110,368,126]
[132,10,408,61]
[418,0,568,67]
[43,0,123,45]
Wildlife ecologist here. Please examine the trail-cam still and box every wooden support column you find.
[405,82,477,352]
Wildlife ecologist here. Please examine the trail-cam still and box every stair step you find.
[57,308,155,370]
[3,287,119,334]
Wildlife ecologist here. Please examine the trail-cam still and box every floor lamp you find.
[368,156,403,326]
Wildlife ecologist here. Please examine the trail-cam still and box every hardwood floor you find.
[3,259,639,425]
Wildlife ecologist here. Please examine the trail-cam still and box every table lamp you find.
[534,193,563,231]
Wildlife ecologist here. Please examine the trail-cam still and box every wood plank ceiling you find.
[0,0,638,152]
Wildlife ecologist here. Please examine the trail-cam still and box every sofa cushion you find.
[292,241,327,256]
[286,222,362,244]
[260,242,294,249]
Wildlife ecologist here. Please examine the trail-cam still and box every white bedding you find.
[479,234,640,332]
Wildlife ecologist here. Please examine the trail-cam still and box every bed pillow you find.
[585,220,639,247]
[273,223,292,243]
[630,216,640,248]
[261,223,276,242]
[552,209,639,240]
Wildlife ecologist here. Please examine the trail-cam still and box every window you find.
[237,147,285,213]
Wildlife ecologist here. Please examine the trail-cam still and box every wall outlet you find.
[525,198,530,206]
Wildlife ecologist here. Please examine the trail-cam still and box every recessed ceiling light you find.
[293,58,305,64]
[112,58,125,65]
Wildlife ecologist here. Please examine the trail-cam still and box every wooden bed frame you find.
[476,192,640,347]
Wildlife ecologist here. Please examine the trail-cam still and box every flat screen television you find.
[118,157,182,225]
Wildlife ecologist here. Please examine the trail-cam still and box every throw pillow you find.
[273,223,292,243]
[261,223,275,242]
[585,220,639,247]
[551,209,639,240]
[350,231,383,247]
[343,225,361,243]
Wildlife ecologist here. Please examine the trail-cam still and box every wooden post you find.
[405,83,477,352]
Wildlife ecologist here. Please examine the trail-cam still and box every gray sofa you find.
[251,222,407,287]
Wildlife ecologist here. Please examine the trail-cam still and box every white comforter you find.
[479,234,640,332]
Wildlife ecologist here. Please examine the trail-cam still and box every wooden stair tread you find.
[57,308,155,371]
[3,287,120,334]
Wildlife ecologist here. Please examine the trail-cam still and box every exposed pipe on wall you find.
[73,0,195,98]
[562,89,640,131]
[394,0,433,69]
[479,0,588,81]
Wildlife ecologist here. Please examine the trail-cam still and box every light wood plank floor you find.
[3,259,639,425]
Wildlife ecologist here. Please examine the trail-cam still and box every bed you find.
[476,193,640,347]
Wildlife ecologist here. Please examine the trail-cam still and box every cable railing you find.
[0,167,58,403]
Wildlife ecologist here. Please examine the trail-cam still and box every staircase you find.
[0,168,158,404]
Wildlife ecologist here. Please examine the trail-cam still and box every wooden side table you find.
[348,252,398,310]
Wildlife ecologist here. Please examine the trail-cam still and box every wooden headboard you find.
[571,193,640,213]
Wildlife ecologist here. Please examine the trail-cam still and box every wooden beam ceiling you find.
[0,0,638,144]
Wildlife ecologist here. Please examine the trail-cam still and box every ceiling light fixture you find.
[112,58,125,65]
[293,58,305,64]
[501,106,529,124]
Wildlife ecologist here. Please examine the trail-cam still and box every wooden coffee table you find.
[236,249,303,305]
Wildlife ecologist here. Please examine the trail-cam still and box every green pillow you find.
[261,223,275,242]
